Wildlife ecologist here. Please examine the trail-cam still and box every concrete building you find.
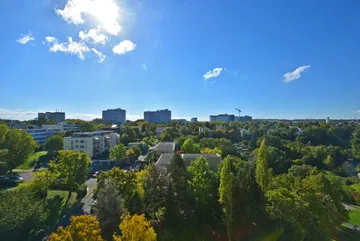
[38,111,65,123]
[24,127,57,146]
[199,127,214,137]
[237,115,252,122]
[64,131,120,158]
[191,117,198,122]
[326,117,330,123]
[42,122,79,132]
[144,109,171,123]
[156,153,222,170]
[152,142,176,154]
[102,108,126,124]
[209,114,235,123]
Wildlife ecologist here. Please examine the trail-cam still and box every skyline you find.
[1,1,360,120]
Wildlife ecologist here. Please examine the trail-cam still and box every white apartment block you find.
[42,122,79,132]
[64,131,120,158]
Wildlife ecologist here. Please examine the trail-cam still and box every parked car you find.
[92,171,99,178]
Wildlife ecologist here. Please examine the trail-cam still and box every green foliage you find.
[219,156,233,241]
[94,184,127,240]
[94,167,137,207]
[256,139,271,192]
[49,150,91,192]
[181,138,200,153]
[199,138,235,157]
[0,189,44,241]
[110,143,127,163]
[43,135,63,153]
[15,151,47,170]
[160,127,180,141]
[0,124,37,174]
[79,121,96,132]
[351,126,360,160]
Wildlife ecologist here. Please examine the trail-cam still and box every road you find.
[81,177,97,214]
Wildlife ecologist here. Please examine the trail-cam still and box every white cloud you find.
[45,36,57,43]
[113,40,136,55]
[142,64,147,71]
[79,27,108,45]
[283,65,310,83]
[0,109,37,120]
[67,113,100,120]
[56,0,122,35]
[203,68,224,79]
[48,37,90,60]
[16,33,35,44]
[91,48,106,63]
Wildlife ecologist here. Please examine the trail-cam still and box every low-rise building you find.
[156,153,222,170]
[24,127,57,146]
[152,142,175,154]
[199,127,214,137]
[64,131,120,158]
[42,122,79,132]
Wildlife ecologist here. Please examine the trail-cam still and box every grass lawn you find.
[15,151,47,170]
[348,210,360,226]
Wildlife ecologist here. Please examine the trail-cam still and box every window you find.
[75,145,78,148]
[75,140,79,143]
[80,140,84,143]
[80,145,84,148]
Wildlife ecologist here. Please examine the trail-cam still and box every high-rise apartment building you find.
[144,109,171,123]
[209,114,235,123]
[38,111,65,123]
[102,108,126,124]
[191,117,198,122]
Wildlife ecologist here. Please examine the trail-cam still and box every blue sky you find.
[1,0,360,121]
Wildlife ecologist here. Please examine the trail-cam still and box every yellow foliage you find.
[135,169,149,199]
[113,214,157,241]
[48,215,104,241]
[200,147,222,156]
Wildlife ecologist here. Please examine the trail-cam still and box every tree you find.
[120,134,130,145]
[0,125,37,174]
[113,214,157,241]
[94,184,127,240]
[265,170,346,240]
[219,156,233,241]
[255,139,271,192]
[142,165,169,222]
[323,154,335,170]
[200,147,222,156]
[94,167,137,207]
[188,156,217,207]
[181,138,200,153]
[160,132,172,141]
[166,154,190,227]
[43,135,63,153]
[48,215,104,241]
[126,146,141,161]
[0,189,44,241]
[79,122,96,132]
[49,150,91,202]
[351,126,360,160]
[110,144,126,164]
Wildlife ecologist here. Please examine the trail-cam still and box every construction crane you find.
[235,108,241,120]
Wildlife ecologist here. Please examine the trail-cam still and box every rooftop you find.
[71,130,115,137]
[152,142,175,153]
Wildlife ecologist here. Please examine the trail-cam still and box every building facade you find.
[24,128,57,146]
[63,131,120,158]
[102,108,126,124]
[42,122,79,132]
[38,111,65,123]
[191,117,198,122]
[209,114,235,123]
[144,109,171,123]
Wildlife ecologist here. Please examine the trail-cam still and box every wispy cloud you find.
[67,113,100,120]
[92,48,106,63]
[79,27,108,45]
[283,65,310,83]
[16,33,35,44]
[142,64,148,71]
[113,40,136,55]
[0,109,37,120]
[56,0,121,35]
[203,68,224,79]
[46,36,90,60]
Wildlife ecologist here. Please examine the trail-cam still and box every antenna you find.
[235,108,241,120]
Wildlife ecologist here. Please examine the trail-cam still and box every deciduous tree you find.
[219,156,233,241]
[43,135,63,153]
[113,214,156,241]
[181,138,200,153]
[110,144,126,163]
[255,139,271,192]
[48,215,104,241]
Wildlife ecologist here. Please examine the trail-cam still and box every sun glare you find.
[89,0,121,35]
